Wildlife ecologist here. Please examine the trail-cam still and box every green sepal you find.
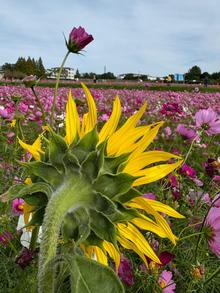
[84,231,103,247]
[101,153,129,174]
[69,255,125,293]
[92,192,118,215]
[20,161,63,187]
[62,208,90,245]
[93,173,135,198]
[48,127,68,172]
[89,209,117,246]
[108,202,140,223]
[72,128,99,163]
[81,151,100,182]
[22,192,48,207]
[113,188,142,203]
[17,182,53,199]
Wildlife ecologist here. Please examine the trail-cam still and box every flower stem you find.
[50,51,70,128]
[38,177,91,293]
[30,226,40,251]
[179,231,204,241]
[31,87,47,125]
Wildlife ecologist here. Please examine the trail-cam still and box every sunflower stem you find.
[50,51,70,128]
[38,177,91,293]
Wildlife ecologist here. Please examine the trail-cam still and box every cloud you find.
[0,0,220,75]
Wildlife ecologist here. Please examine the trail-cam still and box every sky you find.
[0,0,220,76]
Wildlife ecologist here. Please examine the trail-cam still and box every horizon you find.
[1,0,220,76]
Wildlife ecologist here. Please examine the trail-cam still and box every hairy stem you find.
[38,176,91,293]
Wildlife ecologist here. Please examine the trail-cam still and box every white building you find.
[47,67,76,80]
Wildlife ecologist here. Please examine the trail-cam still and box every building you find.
[47,67,76,80]
[174,73,184,82]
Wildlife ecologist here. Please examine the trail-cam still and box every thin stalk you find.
[31,87,47,125]
[50,51,70,127]
[178,231,204,242]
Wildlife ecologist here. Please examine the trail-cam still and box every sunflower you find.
[16,83,184,290]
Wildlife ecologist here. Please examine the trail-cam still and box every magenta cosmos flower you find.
[160,102,182,116]
[159,270,176,293]
[0,231,13,247]
[195,108,220,135]
[176,124,197,142]
[118,255,134,286]
[67,26,94,53]
[12,198,24,215]
[204,206,220,258]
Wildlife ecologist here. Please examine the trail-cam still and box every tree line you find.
[2,57,46,79]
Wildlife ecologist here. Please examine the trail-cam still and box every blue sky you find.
[0,0,220,76]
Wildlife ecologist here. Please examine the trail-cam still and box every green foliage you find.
[70,255,125,293]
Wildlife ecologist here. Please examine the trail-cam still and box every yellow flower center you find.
[160,280,167,288]
[18,204,24,211]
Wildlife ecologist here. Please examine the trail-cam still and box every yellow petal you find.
[107,102,147,155]
[23,202,34,225]
[99,96,121,144]
[103,240,120,272]
[129,122,164,160]
[80,113,88,137]
[81,83,97,135]
[133,160,183,186]
[124,151,182,174]
[143,199,185,219]
[24,177,32,185]
[18,138,43,161]
[117,236,149,268]
[93,246,108,266]
[127,197,177,244]
[65,90,80,145]
[117,222,161,263]
[131,217,167,238]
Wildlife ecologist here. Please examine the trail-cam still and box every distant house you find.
[47,67,76,80]
[0,66,4,80]
[174,73,184,82]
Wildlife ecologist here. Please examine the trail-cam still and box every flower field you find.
[0,83,220,292]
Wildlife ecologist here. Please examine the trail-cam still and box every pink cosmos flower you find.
[164,126,172,138]
[180,163,196,178]
[159,270,176,293]
[67,26,94,53]
[12,198,24,215]
[204,206,220,258]
[195,108,220,135]
[143,193,156,200]
[176,124,197,142]
[160,102,182,116]
[118,255,134,286]
[100,113,109,121]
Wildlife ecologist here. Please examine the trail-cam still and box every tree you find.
[36,57,46,77]
[185,65,202,82]
[75,69,81,78]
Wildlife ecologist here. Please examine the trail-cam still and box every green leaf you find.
[72,128,99,163]
[113,188,142,203]
[70,255,125,293]
[1,183,26,201]
[89,209,117,246]
[93,173,135,198]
